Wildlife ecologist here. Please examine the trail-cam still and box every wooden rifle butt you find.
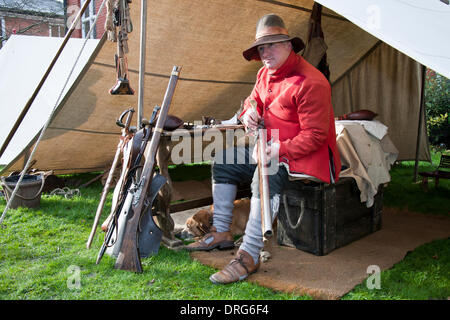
[114,206,143,273]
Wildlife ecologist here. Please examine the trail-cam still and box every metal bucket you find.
[1,174,45,209]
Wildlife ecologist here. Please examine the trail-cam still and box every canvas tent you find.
[1,0,449,175]
[0,35,100,166]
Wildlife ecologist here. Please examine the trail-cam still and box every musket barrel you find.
[257,128,273,240]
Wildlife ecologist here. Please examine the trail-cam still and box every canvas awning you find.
[2,0,445,175]
[315,0,450,80]
[0,35,100,166]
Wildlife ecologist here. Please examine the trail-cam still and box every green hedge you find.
[425,69,450,148]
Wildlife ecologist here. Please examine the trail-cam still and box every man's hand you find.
[242,108,261,131]
[242,99,262,132]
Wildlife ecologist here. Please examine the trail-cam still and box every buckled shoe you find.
[185,227,235,251]
[209,249,260,284]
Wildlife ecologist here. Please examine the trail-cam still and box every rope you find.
[49,187,80,199]
[0,0,108,225]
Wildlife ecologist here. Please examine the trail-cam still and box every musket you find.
[250,100,273,241]
[86,108,135,249]
[95,105,160,265]
[115,66,181,273]
[257,127,273,241]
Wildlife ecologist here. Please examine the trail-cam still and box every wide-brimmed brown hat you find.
[243,14,305,61]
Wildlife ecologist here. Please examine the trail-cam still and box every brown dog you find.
[186,198,250,237]
[185,209,213,237]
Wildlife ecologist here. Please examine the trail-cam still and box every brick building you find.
[0,0,105,49]
[0,0,65,48]
[65,0,105,39]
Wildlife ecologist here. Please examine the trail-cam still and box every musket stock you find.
[114,190,142,272]
[87,108,135,249]
[115,66,181,273]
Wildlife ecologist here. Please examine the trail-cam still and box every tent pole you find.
[413,64,427,182]
[137,0,147,129]
[0,0,94,160]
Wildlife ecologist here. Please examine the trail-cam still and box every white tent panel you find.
[316,0,450,78]
[0,35,100,165]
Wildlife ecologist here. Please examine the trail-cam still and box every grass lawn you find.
[0,153,449,300]
[382,151,450,216]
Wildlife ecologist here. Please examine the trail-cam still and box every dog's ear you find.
[193,209,213,224]
[186,209,214,237]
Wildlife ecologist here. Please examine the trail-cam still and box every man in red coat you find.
[186,14,341,284]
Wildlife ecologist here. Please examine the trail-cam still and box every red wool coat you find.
[240,51,341,183]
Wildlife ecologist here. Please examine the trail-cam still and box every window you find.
[1,17,5,47]
[49,24,63,37]
[81,0,96,39]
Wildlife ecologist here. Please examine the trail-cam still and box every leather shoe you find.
[209,249,260,284]
[185,227,234,251]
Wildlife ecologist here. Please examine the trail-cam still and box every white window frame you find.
[1,17,6,47]
[48,24,63,38]
[80,0,96,39]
